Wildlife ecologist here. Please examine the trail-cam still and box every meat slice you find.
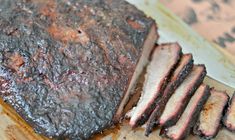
[193,89,229,139]
[223,92,235,131]
[129,43,182,127]
[159,65,206,128]
[115,25,158,121]
[161,84,210,140]
[145,54,193,136]
[0,0,158,139]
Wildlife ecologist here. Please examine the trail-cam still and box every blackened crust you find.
[114,23,159,123]
[193,89,230,139]
[132,44,182,127]
[145,54,193,136]
[223,92,235,132]
[162,65,207,128]
[161,85,211,140]
[0,0,156,139]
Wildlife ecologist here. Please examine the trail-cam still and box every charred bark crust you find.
[161,65,207,128]
[223,92,235,132]
[193,89,230,139]
[0,0,156,139]
[160,85,211,140]
[132,45,182,128]
[145,54,193,136]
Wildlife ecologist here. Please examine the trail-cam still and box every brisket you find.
[193,88,229,139]
[159,65,206,128]
[145,54,193,136]
[161,84,210,140]
[129,43,182,127]
[223,92,235,132]
[0,0,157,139]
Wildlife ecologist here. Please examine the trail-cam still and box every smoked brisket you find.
[161,84,210,140]
[0,0,157,139]
[223,92,235,132]
[193,88,229,139]
[159,65,206,128]
[129,43,181,127]
[145,54,193,136]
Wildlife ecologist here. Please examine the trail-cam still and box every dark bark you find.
[0,0,157,139]
[145,54,193,136]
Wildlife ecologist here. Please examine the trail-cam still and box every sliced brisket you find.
[161,84,210,140]
[0,0,157,139]
[159,65,206,128]
[145,54,193,136]
[129,43,182,127]
[223,92,235,131]
[193,88,229,139]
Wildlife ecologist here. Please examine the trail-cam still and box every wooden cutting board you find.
[91,77,235,140]
[0,76,234,140]
[0,1,234,140]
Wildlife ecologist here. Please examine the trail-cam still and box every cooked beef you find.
[122,67,147,119]
[0,0,158,139]
[193,88,229,139]
[223,92,235,131]
[145,54,193,136]
[159,65,206,128]
[128,43,182,127]
[115,17,158,122]
[160,84,210,140]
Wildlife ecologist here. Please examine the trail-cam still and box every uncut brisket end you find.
[129,43,182,127]
[159,65,206,128]
[145,54,193,136]
[223,92,235,132]
[0,0,157,139]
[161,84,210,140]
[193,89,229,139]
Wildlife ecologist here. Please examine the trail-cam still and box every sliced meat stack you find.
[194,89,229,139]
[145,54,194,136]
[223,92,235,131]
[161,84,210,140]
[158,65,207,128]
[129,43,182,127]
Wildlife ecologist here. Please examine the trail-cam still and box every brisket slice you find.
[145,54,193,136]
[0,0,157,139]
[122,67,147,119]
[129,43,182,127]
[223,92,235,132]
[159,65,206,128]
[160,84,210,140]
[193,88,229,139]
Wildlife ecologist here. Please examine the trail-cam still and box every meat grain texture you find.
[194,89,229,139]
[145,54,193,136]
[159,65,206,128]
[161,84,210,140]
[129,43,181,127]
[0,0,157,139]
